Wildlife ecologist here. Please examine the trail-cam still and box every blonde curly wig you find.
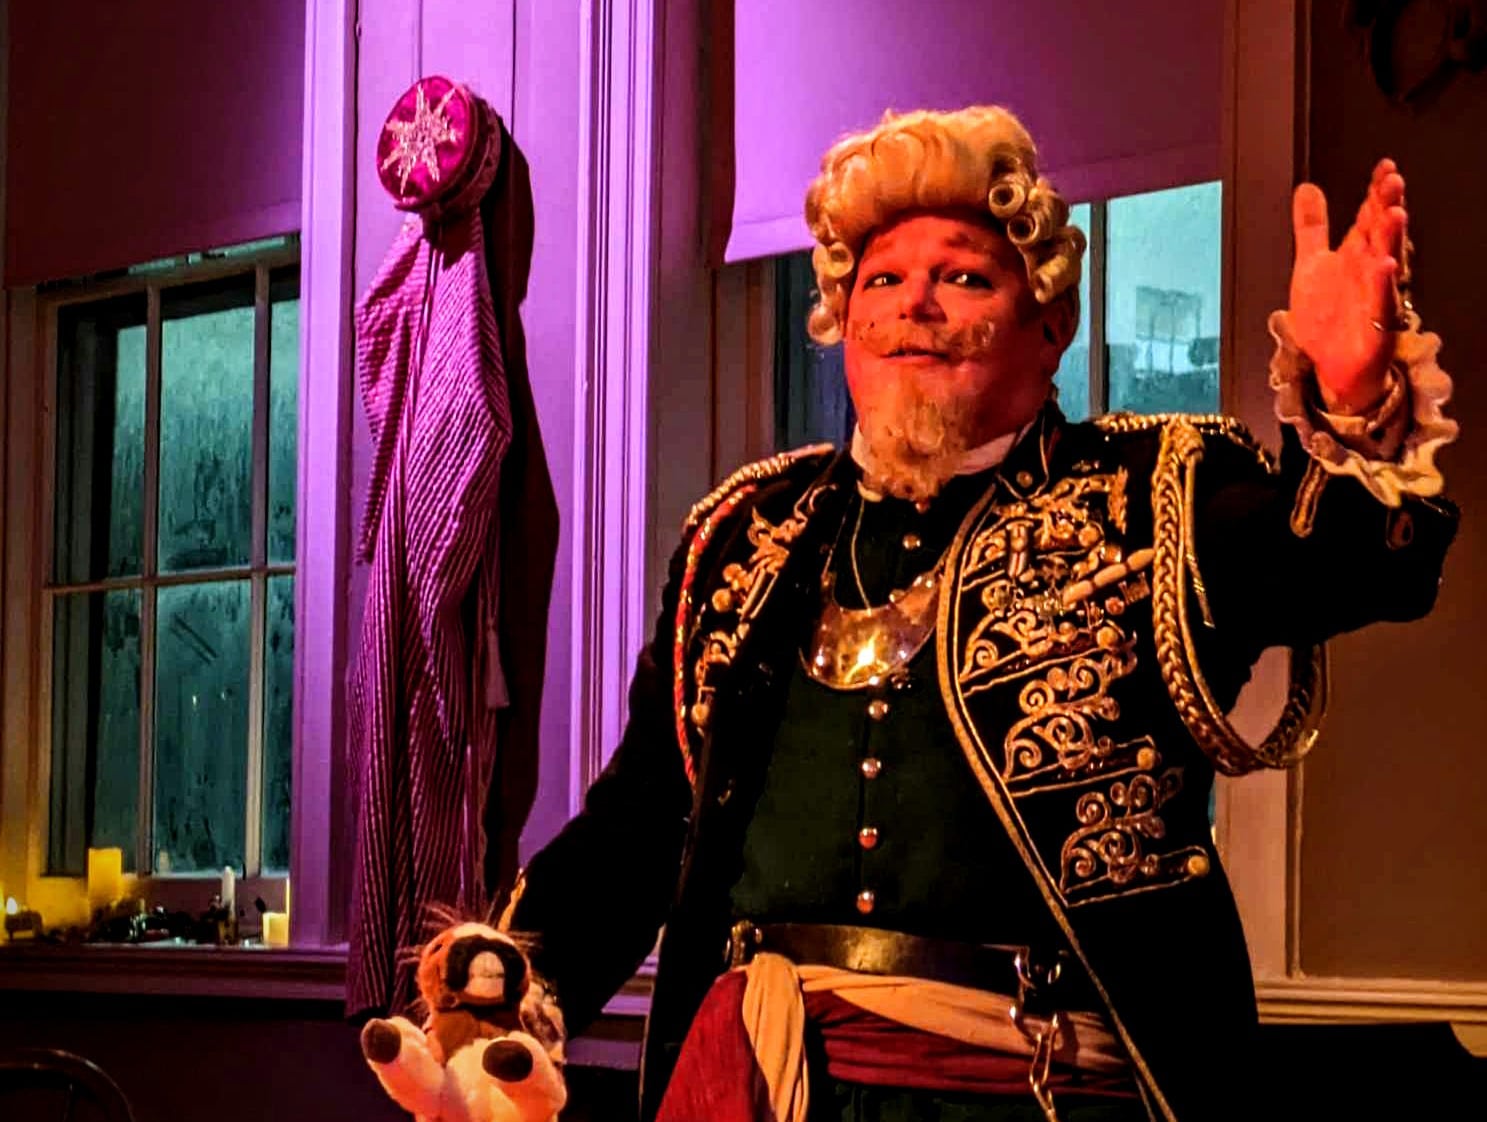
[805,105,1086,345]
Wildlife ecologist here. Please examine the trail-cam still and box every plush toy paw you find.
[482,1038,535,1082]
[361,1018,404,1064]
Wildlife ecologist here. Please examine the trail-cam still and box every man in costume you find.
[502,106,1458,1121]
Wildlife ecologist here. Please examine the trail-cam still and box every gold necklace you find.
[802,498,946,691]
[848,493,872,605]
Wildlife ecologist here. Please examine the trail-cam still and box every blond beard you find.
[854,375,975,503]
[846,314,1002,503]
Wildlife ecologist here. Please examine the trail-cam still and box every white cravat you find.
[849,417,1037,497]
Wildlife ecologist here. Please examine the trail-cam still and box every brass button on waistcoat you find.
[867,699,890,721]
[858,826,880,850]
[902,533,922,551]
[860,757,883,779]
[1015,470,1036,489]
[856,889,876,915]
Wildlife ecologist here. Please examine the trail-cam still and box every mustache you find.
[847,318,997,363]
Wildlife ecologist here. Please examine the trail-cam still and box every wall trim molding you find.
[568,0,657,809]
[1214,0,1300,983]
[292,0,357,948]
[0,943,347,1001]
[1257,975,1487,1025]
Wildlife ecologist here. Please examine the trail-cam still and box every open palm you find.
[1288,158,1407,413]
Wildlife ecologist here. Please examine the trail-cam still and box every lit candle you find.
[262,911,289,948]
[86,848,124,910]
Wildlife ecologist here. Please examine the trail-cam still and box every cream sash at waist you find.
[739,951,1130,1122]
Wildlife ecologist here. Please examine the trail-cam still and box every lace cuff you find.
[1268,309,1458,507]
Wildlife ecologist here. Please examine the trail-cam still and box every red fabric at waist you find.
[805,989,1139,1100]
[655,970,1137,1122]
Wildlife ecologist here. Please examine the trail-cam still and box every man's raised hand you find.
[1287,158,1408,413]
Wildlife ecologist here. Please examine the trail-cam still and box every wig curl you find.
[804,105,1087,345]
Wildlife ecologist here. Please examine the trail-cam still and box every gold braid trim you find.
[1150,416,1328,775]
[682,444,835,535]
[1094,411,1276,474]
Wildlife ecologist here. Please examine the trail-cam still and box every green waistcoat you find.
[731,476,1063,951]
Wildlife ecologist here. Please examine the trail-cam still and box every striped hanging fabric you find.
[347,78,510,1018]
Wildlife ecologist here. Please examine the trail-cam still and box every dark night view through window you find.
[48,240,299,881]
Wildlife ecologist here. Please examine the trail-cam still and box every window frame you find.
[1059,187,1227,423]
[36,245,298,911]
[5,248,298,933]
[2,0,344,995]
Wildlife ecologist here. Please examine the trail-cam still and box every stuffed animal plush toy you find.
[360,920,567,1122]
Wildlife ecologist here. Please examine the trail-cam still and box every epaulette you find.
[681,443,836,535]
[1093,412,1275,474]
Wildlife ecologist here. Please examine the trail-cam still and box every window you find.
[1053,182,1223,421]
[773,181,1223,446]
[44,241,299,887]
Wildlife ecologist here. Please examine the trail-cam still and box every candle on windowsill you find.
[86,847,124,911]
[261,911,289,948]
[220,866,236,914]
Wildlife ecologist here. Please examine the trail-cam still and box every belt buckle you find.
[1009,948,1066,1122]
[726,919,761,969]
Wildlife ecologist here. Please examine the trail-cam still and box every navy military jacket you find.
[507,404,1457,1122]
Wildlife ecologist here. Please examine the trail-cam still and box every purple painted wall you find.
[5,1,305,285]
[726,0,1224,260]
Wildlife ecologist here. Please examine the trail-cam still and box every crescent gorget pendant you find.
[801,567,942,691]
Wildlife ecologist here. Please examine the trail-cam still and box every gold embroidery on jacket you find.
[1059,769,1209,906]
[942,452,1209,905]
[1002,642,1161,795]
[682,444,834,535]
[1093,411,1275,474]
[685,484,831,758]
[674,487,757,784]
[938,478,1184,1122]
[673,446,835,785]
[959,470,1132,697]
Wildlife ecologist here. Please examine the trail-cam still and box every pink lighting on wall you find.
[6,1,306,286]
[725,0,1224,261]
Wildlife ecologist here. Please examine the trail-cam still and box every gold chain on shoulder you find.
[682,444,835,535]
[1149,416,1327,775]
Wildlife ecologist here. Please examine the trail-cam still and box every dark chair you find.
[0,1048,136,1122]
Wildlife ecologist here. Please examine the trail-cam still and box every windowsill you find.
[0,939,347,1000]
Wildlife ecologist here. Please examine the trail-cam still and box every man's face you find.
[842,208,1069,501]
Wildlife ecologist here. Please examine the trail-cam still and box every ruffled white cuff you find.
[1268,309,1458,507]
